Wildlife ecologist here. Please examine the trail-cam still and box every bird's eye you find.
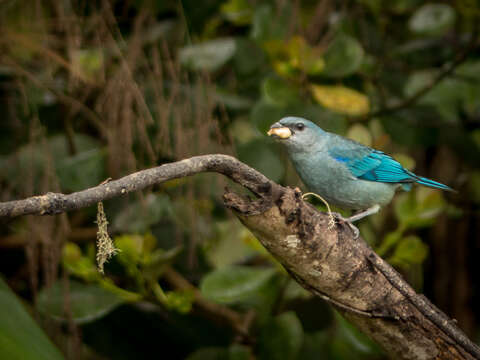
[295,123,305,131]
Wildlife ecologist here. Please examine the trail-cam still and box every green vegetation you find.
[0,0,479,358]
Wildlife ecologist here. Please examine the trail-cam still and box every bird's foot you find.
[301,192,363,238]
[332,205,380,239]
[330,212,360,239]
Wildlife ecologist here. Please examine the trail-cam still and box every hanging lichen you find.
[95,202,118,274]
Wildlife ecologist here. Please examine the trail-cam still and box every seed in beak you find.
[267,127,292,139]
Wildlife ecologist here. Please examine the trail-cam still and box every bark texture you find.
[224,188,479,359]
[0,154,478,359]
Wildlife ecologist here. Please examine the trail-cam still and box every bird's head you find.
[267,117,325,152]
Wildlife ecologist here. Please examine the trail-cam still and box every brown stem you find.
[163,266,253,340]
[365,30,479,120]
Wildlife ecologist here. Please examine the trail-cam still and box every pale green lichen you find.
[95,202,118,274]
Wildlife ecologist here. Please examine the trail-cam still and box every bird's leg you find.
[330,205,380,238]
[346,204,381,223]
[330,213,360,239]
[328,205,380,239]
[301,194,380,239]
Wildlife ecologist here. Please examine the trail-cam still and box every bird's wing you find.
[328,147,414,183]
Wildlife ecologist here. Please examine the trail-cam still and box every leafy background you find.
[0,0,479,359]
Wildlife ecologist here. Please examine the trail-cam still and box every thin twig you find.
[163,266,253,340]
[365,31,479,120]
[4,57,109,138]
[0,154,276,219]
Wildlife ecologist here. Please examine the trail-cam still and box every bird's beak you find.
[267,123,292,139]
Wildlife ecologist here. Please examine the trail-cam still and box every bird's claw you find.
[301,192,360,239]
[331,212,360,239]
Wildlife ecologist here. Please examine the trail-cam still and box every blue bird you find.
[267,116,453,236]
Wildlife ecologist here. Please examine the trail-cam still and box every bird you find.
[267,116,453,237]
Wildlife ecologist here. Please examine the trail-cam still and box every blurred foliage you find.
[0,276,65,360]
[0,0,480,359]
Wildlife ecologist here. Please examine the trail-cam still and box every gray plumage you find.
[268,117,451,212]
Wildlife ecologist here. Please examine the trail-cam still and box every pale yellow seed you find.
[267,127,292,139]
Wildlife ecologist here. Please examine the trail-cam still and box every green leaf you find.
[36,281,125,324]
[391,153,416,171]
[262,76,301,106]
[200,265,276,304]
[346,124,372,146]
[233,38,266,75]
[404,70,466,123]
[71,48,104,80]
[145,245,183,269]
[56,136,105,192]
[0,276,65,360]
[214,90,254,110]
[56,148,105,192]
[115,233,159,270]
[251,4,290,42]
[389,235,428,267]
[1,134,105,193]
[62,242,99,281]
[330,311,384,358]
[323,33,364,78]
[267,36,324,76]
[186,347,228,360]
[230,118,259,144]
[258,312,303,360]
[237,139,284,183]
[203,219,259,268]
[387,0,422,14]
[250,101,287,135]
[311,84,370,116]
[115,234,143,265]
[179,38,236,72]
[298,331,329,360]
[186,345,250,360]
[112,193,172,233]
[394,188,446,228]
[165,290,195,314]
[376,229,404,257]
[220,0,253,25]
[228,344,251,360]
[408,4,456,36]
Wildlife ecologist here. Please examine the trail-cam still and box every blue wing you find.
[329,147,452,191]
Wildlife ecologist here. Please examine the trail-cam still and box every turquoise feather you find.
[269,117,452,210]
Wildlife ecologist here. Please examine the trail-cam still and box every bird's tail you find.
[414,175,454,191]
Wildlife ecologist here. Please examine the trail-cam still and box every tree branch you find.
[365,30,479,120]
[0,154,278,219]
[1,154,479,359]
[162,266,254,342]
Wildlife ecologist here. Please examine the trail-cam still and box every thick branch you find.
[224,189,480,359]
[1,154,478,359]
